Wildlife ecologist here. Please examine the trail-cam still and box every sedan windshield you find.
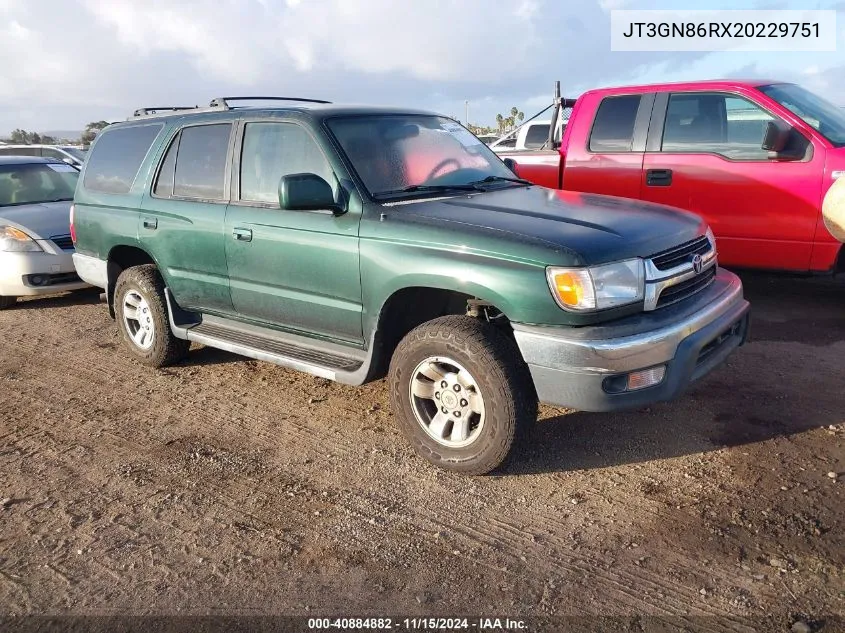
[327,115,520,198]
[0,163,79,207]
[758,83,845,147]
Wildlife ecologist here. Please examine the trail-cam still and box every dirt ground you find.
[0,271,843,631]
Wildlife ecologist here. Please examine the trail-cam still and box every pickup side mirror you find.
[502,157,519,175]
[279,173,344,215]
[762,120,791,154]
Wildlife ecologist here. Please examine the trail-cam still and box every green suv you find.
[71,97,750,474]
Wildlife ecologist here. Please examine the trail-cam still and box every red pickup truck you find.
[501,80,845,273]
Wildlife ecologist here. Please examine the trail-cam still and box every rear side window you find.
[83,124,162,194]
[173,124,231,200]
[589,95,641,152]
[524,124,550,149]
[153,132,179,197]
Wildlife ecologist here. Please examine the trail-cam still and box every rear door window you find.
[83,124,163,194]
[589,95,642,152]
[524,124,551,149]
[172,124,231,200]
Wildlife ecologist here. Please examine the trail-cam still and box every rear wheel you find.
[388,315,537,475]
[114,265,189,368]
[0,296,15,310]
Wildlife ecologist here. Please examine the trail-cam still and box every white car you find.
[0,144,87,167]
[489,118,568,153]
[0,157,89,309]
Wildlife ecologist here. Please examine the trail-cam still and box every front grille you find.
[656,266,716,308]
[650,235,711,271]
[50,234,74,250]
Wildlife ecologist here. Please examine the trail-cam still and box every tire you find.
[388,315,537,475]
[0,296,15,310]
[113,264,189,368]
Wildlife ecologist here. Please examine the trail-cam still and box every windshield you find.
[61,147,87,161]
[0,162,79,206]
[758,83,845,147]
[327,115,517,197]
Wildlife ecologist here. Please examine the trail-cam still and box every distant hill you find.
[42,130,83,141]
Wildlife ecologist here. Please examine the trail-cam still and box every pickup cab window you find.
[589,95,641,152]
[661,93,776,160]
[524,123,550,149]
[758,82,845,147]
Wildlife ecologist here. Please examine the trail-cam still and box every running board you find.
[164,289,373,385]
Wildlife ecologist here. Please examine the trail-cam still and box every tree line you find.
[1,121,110,146]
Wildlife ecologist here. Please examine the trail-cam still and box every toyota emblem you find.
[692,254,703,274]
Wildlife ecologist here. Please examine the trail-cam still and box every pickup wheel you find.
[113,265,189,368]
[388,315,537,475]
[0,296,15,310]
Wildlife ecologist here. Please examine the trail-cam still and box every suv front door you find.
[641,91,823,271]
[225,118,363,345]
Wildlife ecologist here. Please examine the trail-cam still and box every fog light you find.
[30,275,46,286]
[626,365,666,391]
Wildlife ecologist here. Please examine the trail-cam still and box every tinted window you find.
[153,132,179,197]
[524,124,550,149]
[494,136,517,149]
[173,124,231,200]
[240,122,335,204]
[83,124,162,194]
[0,147,39,156]
[589,95,641,152]
[759,83,845,147]
[662,93,775,159]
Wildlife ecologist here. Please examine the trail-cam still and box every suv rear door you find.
[224,117,363,345]
[640,90,823,271]
[140,119,235,313]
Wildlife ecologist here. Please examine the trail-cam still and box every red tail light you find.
[69,204,76,243]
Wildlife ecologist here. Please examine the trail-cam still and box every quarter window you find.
[172,124,231,200]
[153,132,179,197]
[589,95,641,152]
[83,124,163,194]
[661,93,775,159]
[239,122,336,205]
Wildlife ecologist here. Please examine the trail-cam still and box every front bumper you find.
[0,249,89,297]
[512,268,750,412]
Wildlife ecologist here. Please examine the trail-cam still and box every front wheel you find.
[388,315,537,475]
[113,265,189,368]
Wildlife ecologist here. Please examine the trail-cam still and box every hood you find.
[394,186,706,266]
[0,201,73,240]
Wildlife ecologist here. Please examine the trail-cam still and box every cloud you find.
[0,0,840,132]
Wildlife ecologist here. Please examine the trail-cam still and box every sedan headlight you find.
[0,225,43,252]
[547,258,644,311]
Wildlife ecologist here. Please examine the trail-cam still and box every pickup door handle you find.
[232,227,253,242]
[646,169,673,186]
[142,217,157,230]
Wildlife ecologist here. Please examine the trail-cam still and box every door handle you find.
[232,227,253,242]
[646,169,673,186]
[142,217,158,230]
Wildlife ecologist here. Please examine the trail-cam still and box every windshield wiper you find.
[373,183,484,198]
[468,175,533,186]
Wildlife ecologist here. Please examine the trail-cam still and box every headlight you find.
[0,225,43,252]
[547,258,644,311]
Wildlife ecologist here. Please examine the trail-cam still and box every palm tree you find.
[510,107,518,120]
[495,114,503,133]
[517,111,524,123]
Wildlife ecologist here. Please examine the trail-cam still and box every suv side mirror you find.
[279,173,344,215]
[762,120,791,154]
[503,157,519,175]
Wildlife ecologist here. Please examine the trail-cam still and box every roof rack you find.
[208,96,332,108]
[132,106,201,118]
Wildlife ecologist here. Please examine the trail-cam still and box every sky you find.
[0,0,843,135]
